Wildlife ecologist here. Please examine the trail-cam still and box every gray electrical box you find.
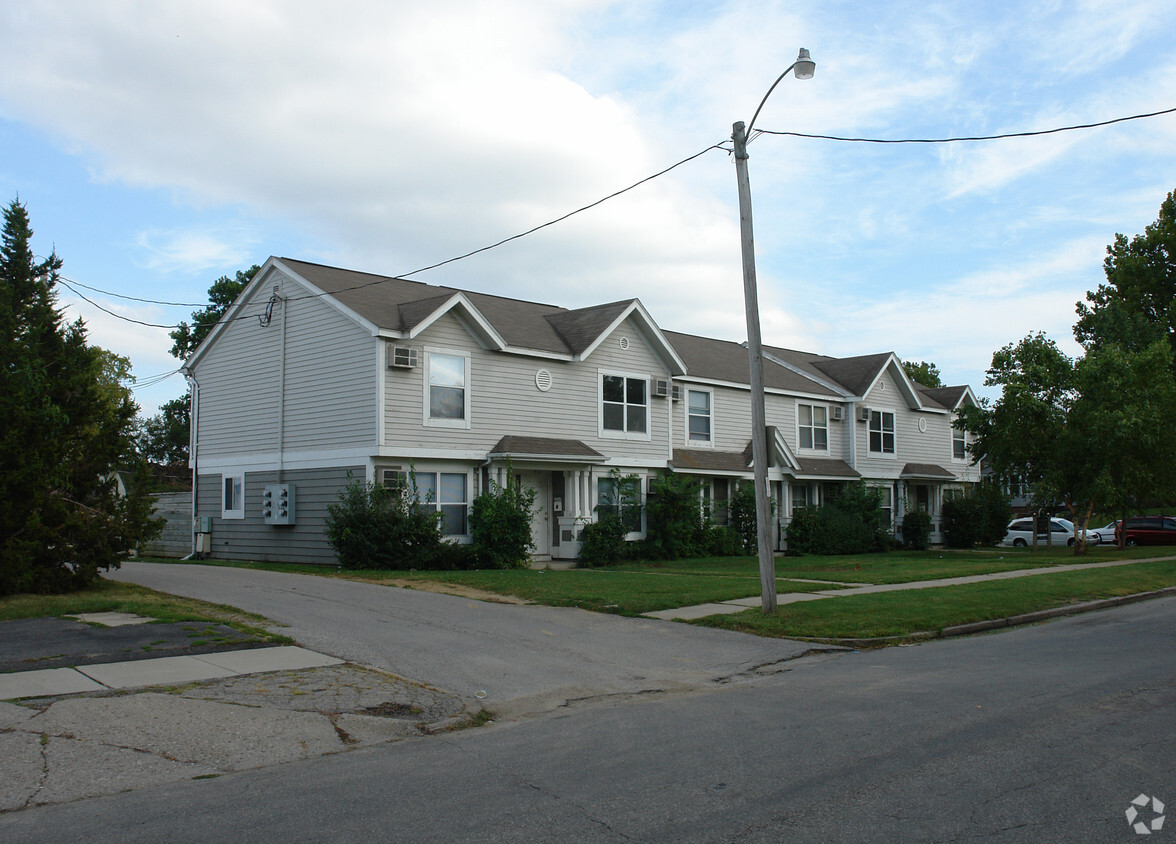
[262,484,296,525]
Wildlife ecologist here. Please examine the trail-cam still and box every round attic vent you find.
[918,417,927,433]
[535,369,553,392]
[619,337,630,350]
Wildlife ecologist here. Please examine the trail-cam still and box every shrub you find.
[643,473,706,559]
[325,476,442,570]
[727,482,762,553]
[785,481,889,555]
[943,482,1012,548]
[901,509,933,550]
[469,474,536,569]
[578,514,627,566]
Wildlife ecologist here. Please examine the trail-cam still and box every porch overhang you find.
[900,462,957,481]
[487,436,607,464]
[792,457,861,481]
[670,448,753,475]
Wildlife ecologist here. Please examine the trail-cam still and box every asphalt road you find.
[105,562,829,715]
[4,569,1172,842]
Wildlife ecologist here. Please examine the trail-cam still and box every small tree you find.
[469,471,536,569]
[643,473,706,559]
[727,482,760,554]
[902,509,933,550]
[785,482,888,555]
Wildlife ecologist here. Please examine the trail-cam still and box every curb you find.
[793,585,1176,649]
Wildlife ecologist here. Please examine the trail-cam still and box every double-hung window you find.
[222,474,244,519]
[597,476,642,534]
[953,425,967,460]
[601,373,648,436]
[798,404,828,450]
[869,410,896,455]
[687,389,712,444]
[412,471,469,536]
[425,350,470,427]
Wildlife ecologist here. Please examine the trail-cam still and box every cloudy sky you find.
[2,0,1175,416]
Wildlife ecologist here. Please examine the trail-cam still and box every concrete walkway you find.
[643,555,1176,620]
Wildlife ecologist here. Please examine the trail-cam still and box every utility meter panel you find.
[262,484,296,525]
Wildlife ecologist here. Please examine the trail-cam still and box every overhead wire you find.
[58,104,1176,331]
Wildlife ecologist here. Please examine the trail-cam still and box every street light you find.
[733,47,815,613]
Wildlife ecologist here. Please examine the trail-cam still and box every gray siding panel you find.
[196,466,364,565]
[194,270,377,461]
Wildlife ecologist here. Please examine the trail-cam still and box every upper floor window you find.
[601,373,647,436]
[798,404,828,450]
[687,389,712,444]
[869,410,895,455]
[222,474,244,519]
[953,425,966,460]
[426,350,470,427]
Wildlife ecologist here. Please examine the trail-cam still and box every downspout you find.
[183,371,199,560]
[277,291,288,483]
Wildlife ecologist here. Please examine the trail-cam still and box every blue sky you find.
[2,0,1175,416]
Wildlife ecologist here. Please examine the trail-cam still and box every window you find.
[687,389,712,443]
[953,426,966,460]
[798,404,828,450]
[791,483,810,514]
[601,373,647,436]
[222,474,244,519]
[597,476,642,534]
[869,410,896,455]
[426,351,469,426]
[410,471,469,536]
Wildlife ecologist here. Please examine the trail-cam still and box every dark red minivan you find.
[1116,516,1176,546]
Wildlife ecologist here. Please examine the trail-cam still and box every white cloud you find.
[133,227,256,274]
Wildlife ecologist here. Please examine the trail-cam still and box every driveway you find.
[109,562,831,716]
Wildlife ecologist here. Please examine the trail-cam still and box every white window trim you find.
[393,465,473,539]
[796,401,830,453]
[222,473,245,520]
[952,422,967,462]
[598,369,652,441]
[596,474,646,539]
[685,387,715,448]
[868,409,897,458]
[423,347,471,430]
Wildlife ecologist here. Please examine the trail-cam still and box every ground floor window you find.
[597,475,642,534]
[222,474,244,519]
[381,467,469,536]
[791,483,810,515]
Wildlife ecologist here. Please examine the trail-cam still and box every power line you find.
[752,104,1176,144]
[58,103,1176,328]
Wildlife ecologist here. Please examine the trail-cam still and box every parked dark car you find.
[1115,515,1176,546]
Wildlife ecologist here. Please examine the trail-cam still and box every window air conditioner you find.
[671,385,682,401]
[858,406,871,422]
[390,347,418,368]
[654,378,671,397]
[830,405,844,422]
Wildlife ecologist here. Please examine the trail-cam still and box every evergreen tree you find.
[0,198,159,594]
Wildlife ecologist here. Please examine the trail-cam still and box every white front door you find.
[518,471,550,557]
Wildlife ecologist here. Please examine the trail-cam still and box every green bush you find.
[727,482,762,553]
[469,474,536,569]
[785,481,889,555]
[901,509,933,550]
[578,514,627,566]
[943,482,1012,548]
[644,473,707,559]
[325,477,443,570]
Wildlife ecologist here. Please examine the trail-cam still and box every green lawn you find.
[136,548,1176,643]
[694,559,1176,640]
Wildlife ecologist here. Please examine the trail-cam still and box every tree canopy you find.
[0,198,160,594]
[902,360,942,388]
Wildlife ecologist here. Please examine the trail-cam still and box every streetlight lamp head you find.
[794,47,815,79]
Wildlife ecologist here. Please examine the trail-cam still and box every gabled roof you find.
[488,436,605,463]
[919,385,977,411]
[269,258,683,371]
[663,331,841,397]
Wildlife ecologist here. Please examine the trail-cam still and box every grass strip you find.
[692,559,1176,640]
[0,579,290,643]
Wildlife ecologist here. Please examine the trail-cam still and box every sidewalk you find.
[643,556,1175,621]
[0,612,474,813]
